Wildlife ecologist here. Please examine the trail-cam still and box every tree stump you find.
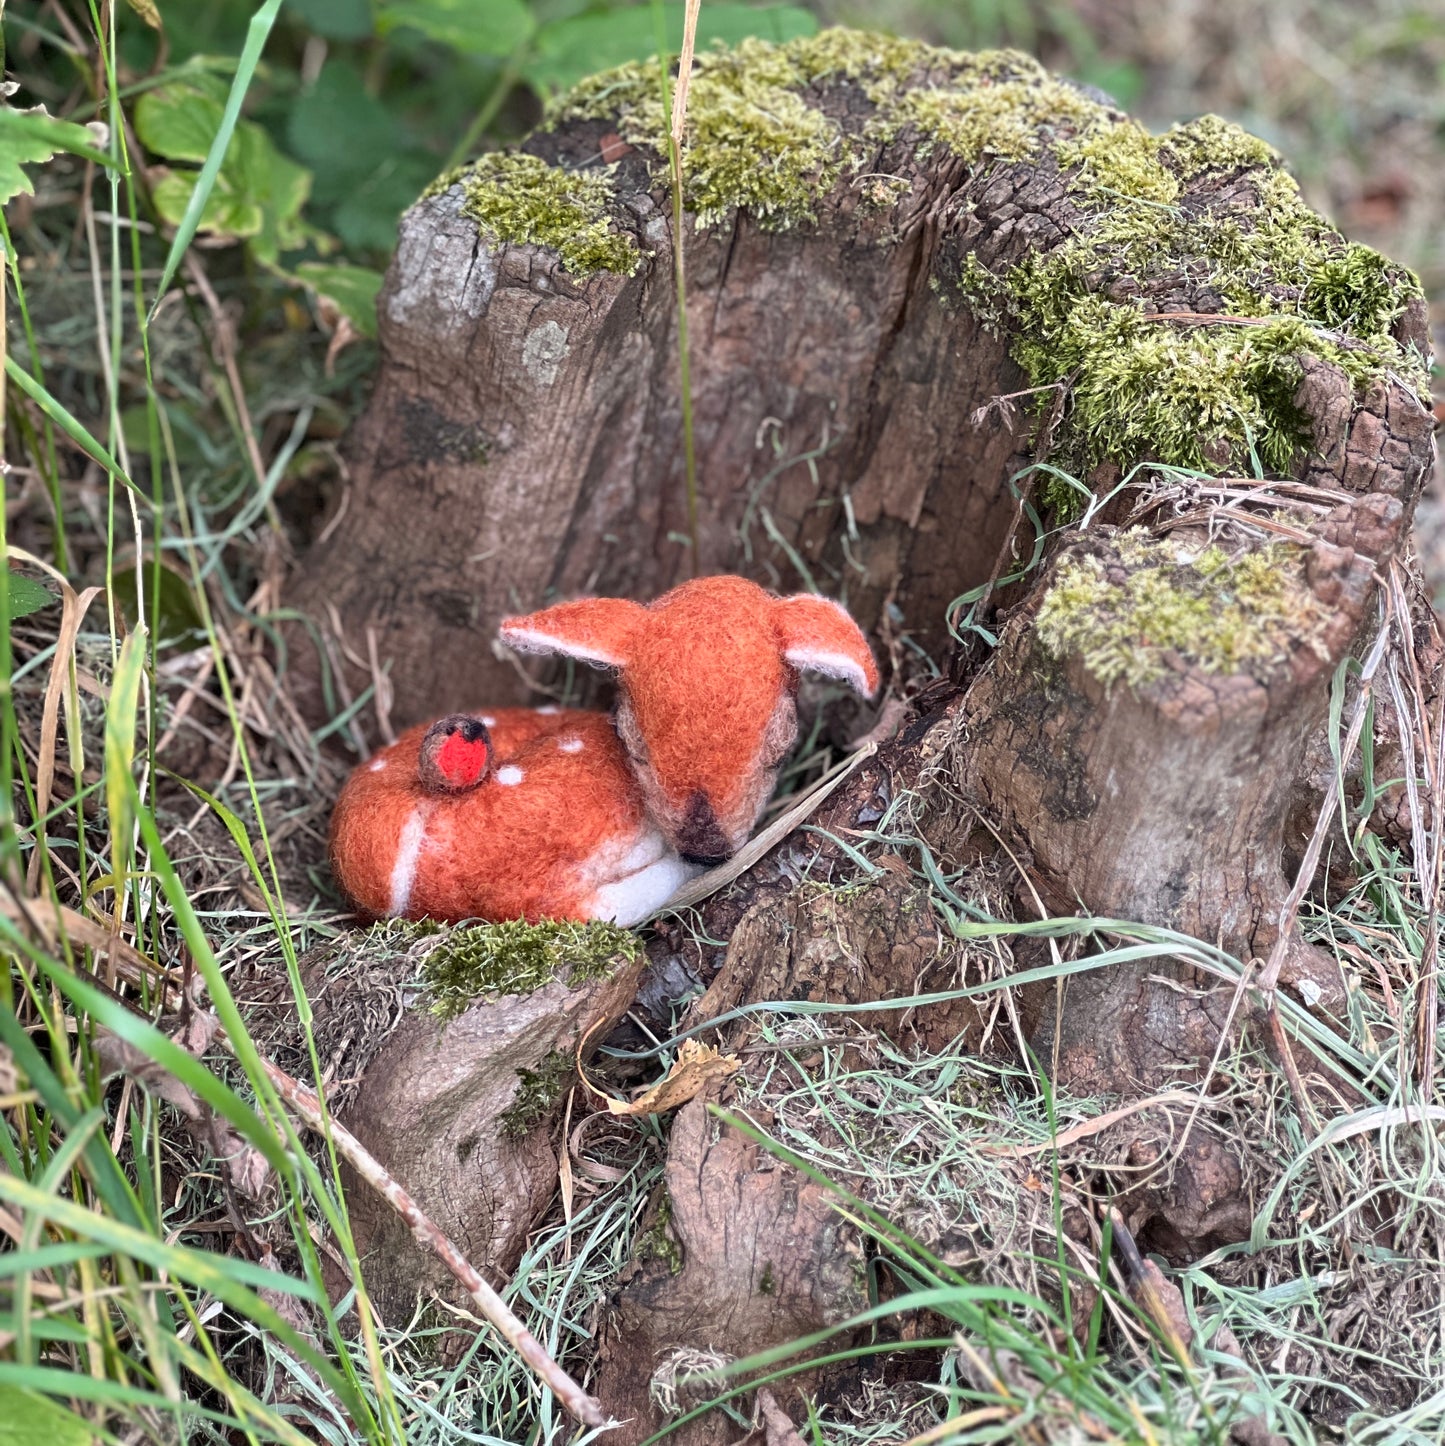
[284,26,1437,1426]
[234,921,645,1321]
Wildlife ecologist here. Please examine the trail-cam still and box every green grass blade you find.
[3,356,143,499]
[103,625,147,905]
[25,948,294,1178]
[0,1174,358,1396]
[0,985,150,1231]
[0,1363,283,1436]
[147,0,285,315]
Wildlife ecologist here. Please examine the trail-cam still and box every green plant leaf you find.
[294,261,383,337]
[522,3,817,94]
[142,83,312,262]
[0,108,112,206]
[3,571,56,621]
[110,563,207,648]
[0,1385,94,1446]
[135,82,226,164]
[283,56,433,248]
[285,58,395,181]
[375,0,534,57]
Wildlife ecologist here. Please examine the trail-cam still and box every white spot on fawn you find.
[559,737,584,753]
[496,765,525,786]
[480,714,496,727]
[369,758,387,772]
[388,808,428,916]
[537,705,560,715]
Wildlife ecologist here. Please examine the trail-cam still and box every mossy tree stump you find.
[286,27,1436,1429]
[292,31,1430,728]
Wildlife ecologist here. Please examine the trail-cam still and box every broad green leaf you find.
[0,1385,94,1446]
[523,3,818,94]
[231,124,312,264]
[135,83,226,165]
[375,0,533,56]
[152,167,264,239]
[287,0,373,41]
[0,108,112,206]
[3,571,56,621]
[294,261,383,337]
[330,155,436,251]
[142,84,311,261]
[285,58,394,180]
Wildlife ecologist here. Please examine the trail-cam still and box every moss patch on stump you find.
[422,27,1426,506]
[1035,530,1328,692]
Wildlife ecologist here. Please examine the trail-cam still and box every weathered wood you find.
[234,927,644,1322]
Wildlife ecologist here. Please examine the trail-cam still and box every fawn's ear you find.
[499,597,647,669]
[772,594,879,698]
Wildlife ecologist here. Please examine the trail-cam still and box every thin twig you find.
[246,1050,609,1429]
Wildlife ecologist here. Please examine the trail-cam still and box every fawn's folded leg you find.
[589,854,701,927]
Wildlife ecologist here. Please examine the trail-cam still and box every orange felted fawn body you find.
[328,575,878,926]
[328,708,697,927]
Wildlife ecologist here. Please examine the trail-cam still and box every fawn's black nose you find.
[676,791,732,866]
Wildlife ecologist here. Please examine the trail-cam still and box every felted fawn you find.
[328,575,878,925]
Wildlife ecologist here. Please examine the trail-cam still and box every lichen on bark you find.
[1033,531,1328,691]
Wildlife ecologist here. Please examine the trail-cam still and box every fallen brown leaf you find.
[586,1038,739,1118]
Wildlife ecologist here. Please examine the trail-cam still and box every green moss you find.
[898,74,1103,165]
[425,29,1424,501]
[1056,120,1177,205]
[636,1186,684,1273]
[758,1261,776,1295]
[556,38,846,230]
[1034,532,1327,691]
[1302,242,1407,333]
[500,1049,574,1138]
[961,105,1426,506]
[551,33,1115,230]
[426,152,640,277]
[1159,114,1280,177]
[421,918,640,1021]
